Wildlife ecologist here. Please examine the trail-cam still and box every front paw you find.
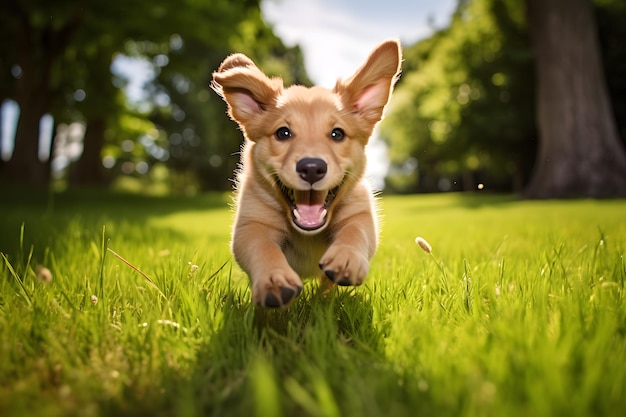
[252,269,303,308]
[318,244,370,286]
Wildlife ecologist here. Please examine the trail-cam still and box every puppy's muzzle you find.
[296,158,327,185]
[278,157,340,233]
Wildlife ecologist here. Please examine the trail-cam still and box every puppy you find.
[211,40,401,307]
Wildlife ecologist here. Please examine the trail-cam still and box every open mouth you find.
[277,179,341,232]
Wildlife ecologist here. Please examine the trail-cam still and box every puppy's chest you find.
[281,232,329,278]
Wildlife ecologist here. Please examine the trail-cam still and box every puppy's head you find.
[212,40,401,234]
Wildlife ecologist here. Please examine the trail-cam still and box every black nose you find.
[296,158,327,185]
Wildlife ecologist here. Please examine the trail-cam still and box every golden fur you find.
[211,40,402,307]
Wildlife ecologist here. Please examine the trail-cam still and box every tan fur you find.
[211,40,402,307]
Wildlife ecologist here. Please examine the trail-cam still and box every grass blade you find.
[107,247,166,300]
[2,253,32,308]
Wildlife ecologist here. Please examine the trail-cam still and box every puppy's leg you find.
[318,212,377,286]
[233,222,303,308]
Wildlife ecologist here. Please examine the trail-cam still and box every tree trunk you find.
[69,117,107,186]
[524,0,626,198]
[1,9,81,185]
[5,98,51,185]
[2,13,51,184]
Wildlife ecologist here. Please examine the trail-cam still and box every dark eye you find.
[275,126,292,141]
[331,128,345,142]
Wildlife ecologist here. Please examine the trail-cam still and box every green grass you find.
[1,188,625,417]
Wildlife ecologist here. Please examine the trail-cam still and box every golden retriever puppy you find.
[211,40,401,307]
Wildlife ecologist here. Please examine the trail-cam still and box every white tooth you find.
[293,209,301,221]
[320,209,327,220]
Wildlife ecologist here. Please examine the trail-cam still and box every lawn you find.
[1,187,625,416]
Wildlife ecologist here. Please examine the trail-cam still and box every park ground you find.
[0,188,625,416]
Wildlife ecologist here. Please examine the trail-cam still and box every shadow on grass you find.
[0,183,230,216]
[177,284,439,416]
[0,183,231,259]
[174,283,383,414]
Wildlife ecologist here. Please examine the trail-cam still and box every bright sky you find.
[261,0,456,87]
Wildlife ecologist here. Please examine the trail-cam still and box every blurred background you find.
[1,0,625,197]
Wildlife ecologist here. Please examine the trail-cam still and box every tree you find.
[0,1,151,185]
[524,0,626,198]
[380,0,535,193]
[148,7,311,191]
[1,2,82,184]
[595,0,626,142]
[0,0,272,188]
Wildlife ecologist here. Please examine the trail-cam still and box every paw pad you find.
[262,285,303,308]
[323,269,355,286]
[323,269,335,282]
[336,277,351,286]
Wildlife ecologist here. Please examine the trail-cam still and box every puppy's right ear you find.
[211,54,283,126]
[334,40,401,128]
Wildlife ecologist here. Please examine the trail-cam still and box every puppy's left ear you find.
[211,54,283,128]
[334,40,402,125]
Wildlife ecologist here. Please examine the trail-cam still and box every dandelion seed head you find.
[478,183,484,190]
[36,265,53,283]
[415,236,432,253]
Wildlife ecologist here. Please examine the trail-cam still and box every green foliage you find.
[381,0,536,193]
[1,0,310,190]
[382,0,626,194]
[1,188,625,416]
[144,6,311,192]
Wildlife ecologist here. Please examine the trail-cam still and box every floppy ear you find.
[211,53,283,128]
[334,40,402,125]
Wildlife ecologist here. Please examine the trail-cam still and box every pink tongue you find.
[294,204,325,228]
